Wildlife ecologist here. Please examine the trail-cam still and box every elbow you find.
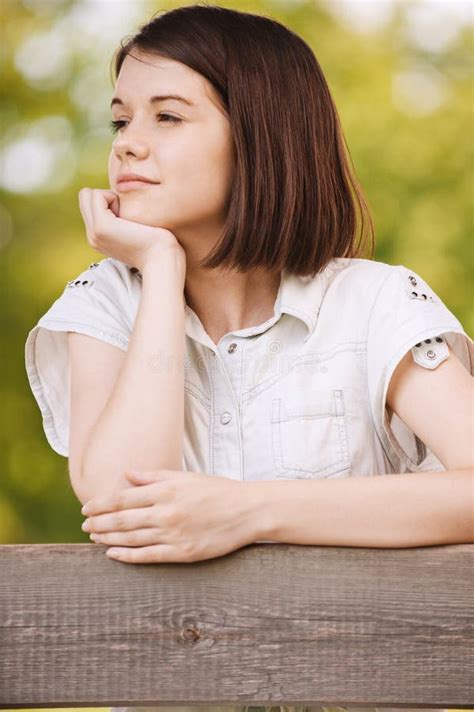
[71,459,136,504]
[68,462,90,506]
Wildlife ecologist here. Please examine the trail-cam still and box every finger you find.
[97,189,120,212]
[108,191,120,217]
[125,470,164,484]
[90,527,162,547]
[78,188,95,241]
[106,544,189,563]
[90,188,119,234]
[82,482,160,516]
[84,505,158,533]
[126,469,188,481]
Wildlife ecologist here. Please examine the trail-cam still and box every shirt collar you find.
[183,258,348,348]
[275,267,325,340]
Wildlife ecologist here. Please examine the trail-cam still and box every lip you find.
[117,180,160,192]
[117,172,159,184]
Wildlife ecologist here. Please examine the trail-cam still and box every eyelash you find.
[109,114,182,134]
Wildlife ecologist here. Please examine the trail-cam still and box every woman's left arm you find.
[254,345,474,549]
[80,347,473,560]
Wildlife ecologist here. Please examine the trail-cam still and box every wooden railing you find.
[1,542,473,708]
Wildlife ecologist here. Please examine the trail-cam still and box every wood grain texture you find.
[0,543,473,708]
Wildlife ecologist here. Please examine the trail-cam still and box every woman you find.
[25,5,473,712]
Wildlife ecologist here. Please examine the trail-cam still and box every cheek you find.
[173,126,233,192]
[107,152,118,181]
[177,146,233,203]
[179,171,230,216]
[207,135,235,200]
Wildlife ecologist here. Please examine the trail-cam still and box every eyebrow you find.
[110,94,195,109]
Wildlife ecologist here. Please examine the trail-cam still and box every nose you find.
[112,130,150,160]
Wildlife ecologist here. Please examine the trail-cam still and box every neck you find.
[183,265,282,343]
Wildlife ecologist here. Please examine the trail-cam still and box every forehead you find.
[115,52,214,107]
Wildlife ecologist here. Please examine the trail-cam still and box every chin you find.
[118,204,158,223]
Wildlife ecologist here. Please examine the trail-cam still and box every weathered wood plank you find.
[0,543,473,708]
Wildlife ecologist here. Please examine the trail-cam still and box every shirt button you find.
[220,411,232,425]
[227,342,237,353]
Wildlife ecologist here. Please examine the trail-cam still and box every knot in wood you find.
[180,625,201,642]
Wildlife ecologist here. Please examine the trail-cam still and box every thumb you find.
[104,190,120,218]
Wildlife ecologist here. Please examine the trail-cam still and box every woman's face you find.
[108,50,235,239]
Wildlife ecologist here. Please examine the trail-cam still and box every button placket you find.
[209,342,243,478]
[220,411,232,425]
[222,342,239,427]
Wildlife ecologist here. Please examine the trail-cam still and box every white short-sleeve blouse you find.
[25,256,473,481]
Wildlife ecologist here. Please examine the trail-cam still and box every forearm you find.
[80,253,186,498]
[248,468,474,548]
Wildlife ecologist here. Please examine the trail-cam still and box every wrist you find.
[141,250,186,282]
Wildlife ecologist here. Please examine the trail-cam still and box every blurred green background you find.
[1,0,472,548]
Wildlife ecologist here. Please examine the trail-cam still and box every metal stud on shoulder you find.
[65,262,99,288]
[409,290,434,302]
[406,274,435,302]
[66,278,94,289]
[411,336,449,369]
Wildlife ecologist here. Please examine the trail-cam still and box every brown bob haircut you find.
[111,3,375,277]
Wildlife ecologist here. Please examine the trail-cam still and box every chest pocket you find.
[271,388,350,479]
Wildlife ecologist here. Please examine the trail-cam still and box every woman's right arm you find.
[73,251,187,502]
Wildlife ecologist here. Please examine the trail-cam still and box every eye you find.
[109,113,182,134]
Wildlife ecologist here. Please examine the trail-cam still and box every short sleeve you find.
[366,263,474,473]
[25,258,139,457]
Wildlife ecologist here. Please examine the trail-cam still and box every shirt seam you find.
[365,265,401,471]
[37,318,129,348]
[25,327,67,457]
